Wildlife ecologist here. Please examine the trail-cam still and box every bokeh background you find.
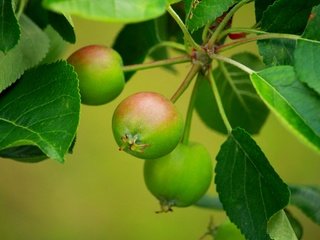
[1,3,320,240]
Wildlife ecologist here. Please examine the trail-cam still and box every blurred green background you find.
[1,3,320,240]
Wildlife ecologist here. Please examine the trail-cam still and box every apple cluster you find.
[67,45,213,212]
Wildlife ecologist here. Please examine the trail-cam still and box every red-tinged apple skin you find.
[144,142,213,212]
[67,45,125,105]
[112,92,184,159]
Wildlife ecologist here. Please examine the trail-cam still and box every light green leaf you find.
[0,0,20,52]
[41,26,69,64]
[250,66,320,153]
[0,61,80,163]
[185,0,238,32]
[290,185,320,224]
[168,0,181,4]
[215,127,290,240]
[267,210,298,240]
[43,0,168,23]
[0,14,49,93]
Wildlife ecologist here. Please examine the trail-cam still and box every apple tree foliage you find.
[1,0,320,239]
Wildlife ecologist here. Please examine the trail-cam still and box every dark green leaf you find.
[0,0,20,52]
[113,20,161,81]
[215,128,290,240]
[250,66,320,152]
[267,210,298,240]
[48,12,75,43]
[0,136,76,163]
[195,52,268,135]
[0,61,80,163]
[43,0,167,23]
[284,209,304,239]
[25,0,75,43]
[257,39,296,66]
[261,0,320,34]
[0,14,49,93]
[25,0,50,28]
[185,0,237,32]
[290,185,320,224]
[254,0,275,22]
[0,145,48,163]
[294,39,320,95]
[301,5,320,41]
[294,6,320,95]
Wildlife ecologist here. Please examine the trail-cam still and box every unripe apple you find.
[68,45,125,105]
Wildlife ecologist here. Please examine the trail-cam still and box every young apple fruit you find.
[68,45,125,105]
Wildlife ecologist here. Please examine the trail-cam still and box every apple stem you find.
[181,76,201,145]
[122,55,190,72]
[170,63,201,103]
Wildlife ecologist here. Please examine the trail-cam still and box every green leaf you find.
[261,0,320,34]
[290,185,320,224]
[250,66,320,153]
[185,0,237,32]
[258,0,308,67]
[267,210,298,240]
[257,39,296,67]
[168,0,181,4]
[215,127,290,240]
[284,210,303,240]
[113,20,161,81]
[0,14,49,93]
[0,136,76,163]
[43,0,168,23]
[25,0,75,43]
[254,0,275,22]
[301,5,320,41]
[294,5,320,95]
[41,26,69,64]
[0,61,80,163]
[294,39,320,95]
[48,12,75,43]
[0,0,20,52]
[0,145,48,163]
[25,0,49,28]
[195,52,268,135]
